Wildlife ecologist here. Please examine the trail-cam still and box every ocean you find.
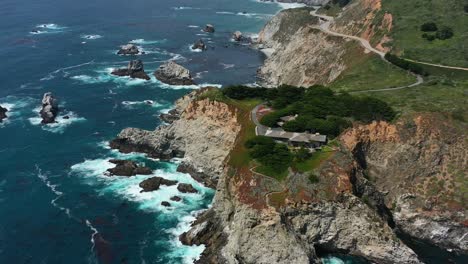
[0,0,281,263]
[0,0,464,263]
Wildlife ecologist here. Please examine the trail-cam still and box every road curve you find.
[309,10,468,72]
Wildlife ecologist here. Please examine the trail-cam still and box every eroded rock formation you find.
[111,60,150,80]
[117,44,139,55]
[0,105,7,122]
[154,61,195,85]
[40,92,59,124]
[106,159,152,177]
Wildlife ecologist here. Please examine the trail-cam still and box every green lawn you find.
[294,150,335,173]
[330,55,416,92]
[254,165,289,181]
[382,0,468,67]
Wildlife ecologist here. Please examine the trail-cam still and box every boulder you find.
[40,92,59,124]
[0,105,7,122]
[192,39,207,51]
[170,196,182,202]
[106,159,152,177]
[159,109,181,124]
[232,31,243,41]
[154,61,195,85]
[111,60,150,80]
[161,201,171,207]
[117,44,139,55]
[177,183,198,193]
[139,176,178,192]
[203,24,215,33]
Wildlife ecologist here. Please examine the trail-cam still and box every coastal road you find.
[251,103,268,136]
[309,10,468,72]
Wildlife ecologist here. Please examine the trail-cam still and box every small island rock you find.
[139,176,178,192]
[154,61,195,85]
[177,183,198,193]
[170,196,182,202]
[111,60,150,80]
[161,201,171,207]
[203,24,215,33]
[0,105,7,122]
[106,159,152,177]
[40,92,59,124]
[117,44,139,55]
[232,31,243,41]
[192,39,207,51]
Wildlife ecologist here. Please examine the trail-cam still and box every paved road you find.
[309,10,468,72]
[251,104,268,136]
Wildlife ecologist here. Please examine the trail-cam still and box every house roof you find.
[264,128,327,143]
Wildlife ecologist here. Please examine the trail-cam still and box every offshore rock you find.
[117,43,139,55]
[159,109,180,124]
[154,61,195,85]
[232,31,243,42]
[106,159,152,177]
[0,105,7,122]
[260,0,330,5]
[40,92,59,124]
[203,24,215,33]
[161,201,171,207]
[192,39,207,51]
[177,183,198,193]
[111,60,150,80]
[139,176,178,192]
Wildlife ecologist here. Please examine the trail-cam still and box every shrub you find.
[308,174,320,184]
[222,85,267,100]
[420,22,438,32]
[295,147,311,162]
[422,33,436,41]
[384,53,428,76]
[246,136,293,173]
[436,26,454,40]
[465,5,468,13]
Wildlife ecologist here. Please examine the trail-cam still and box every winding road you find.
[307,9,467,93]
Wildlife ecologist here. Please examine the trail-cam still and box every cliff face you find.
[257,8,350,87]
[110,89,241,188]
[181,143,421,263]
[340,113,468,252]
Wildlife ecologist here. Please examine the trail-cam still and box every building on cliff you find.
[263,128,327,149]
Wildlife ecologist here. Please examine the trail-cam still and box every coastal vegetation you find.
[381,0,468,67]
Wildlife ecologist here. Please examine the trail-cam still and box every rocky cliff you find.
[110,88,240,188]
[340,113,468,253]
[257,7,351,87]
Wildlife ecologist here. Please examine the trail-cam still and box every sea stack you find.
[232,31,243,41]
[154,61,195,85]
[117,44,140,55]
[106,159,152,177]
[139,176,178,192]
[40,92,59,124]
[203,24,215,33]
[0,105,7,122]
[111,60,151,80]
[192,39,207,51]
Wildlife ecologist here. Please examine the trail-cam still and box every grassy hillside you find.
[382,0,468,67]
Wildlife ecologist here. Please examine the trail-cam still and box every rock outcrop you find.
[40,92,59,124]
[232,31,243,42]
[256,7,351,87]
[111,60,150,80]
[203,24,215,33]
[0,105,7,122]
[110,88,241,188]
[177,183,198,193]
[117,44,139,55]
[192,39,207,51]
[105,159,152,177]
[154,61,195,85]
[139,176,177,192]
[340,113,468,253]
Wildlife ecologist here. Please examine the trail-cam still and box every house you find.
[263,128,327,149]
[277,115,298,127]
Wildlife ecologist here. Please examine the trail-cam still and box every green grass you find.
[255,165,289,181]
[294,150,335,173]
[330,55,416,92]
[382,0,468,67]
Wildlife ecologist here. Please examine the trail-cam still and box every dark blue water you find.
[0,0,282,263]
